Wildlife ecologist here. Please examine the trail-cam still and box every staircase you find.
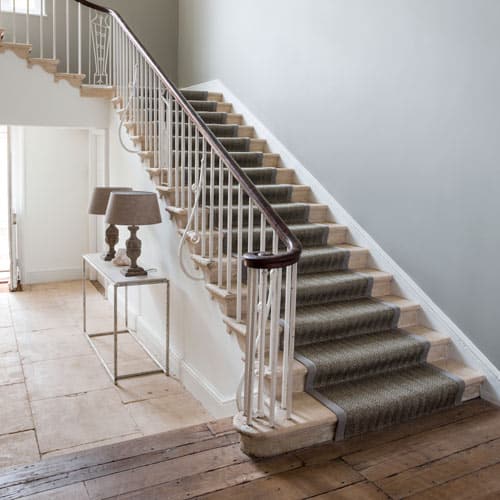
[0,0,486,458]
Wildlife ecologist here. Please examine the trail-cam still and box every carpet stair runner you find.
[167,89,472,442]
[128,87,484,451]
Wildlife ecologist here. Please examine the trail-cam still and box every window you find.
[0,0,46,16]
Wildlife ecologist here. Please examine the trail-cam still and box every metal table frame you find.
[82,253,170,384]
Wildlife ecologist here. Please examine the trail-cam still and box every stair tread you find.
[433,359,485,385]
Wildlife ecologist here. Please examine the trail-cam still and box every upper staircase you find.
[0,0,486,457]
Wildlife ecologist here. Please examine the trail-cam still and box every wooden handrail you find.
[74,0,302,270]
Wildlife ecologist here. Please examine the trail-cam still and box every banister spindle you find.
[226,170,233,292]
[39,0,43,57]
[187,116,192,217]
[257,268,268,415]
[268,266,282,426]
[65,0,69,72]
[244,266,259,425]
[174,101,180,207]
[200,139,207,257]
[13,0,17,43]
[193,127,199,235]
[52,0,56,59]
[77,2,81,74]
[236,183,243,320]
[26,0,29,45]
[217,157,223,288]
[208,149,214,260]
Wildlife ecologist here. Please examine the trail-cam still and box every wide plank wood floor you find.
[0,398,499,499]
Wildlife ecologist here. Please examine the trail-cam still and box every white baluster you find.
[269,266,282,426]
[39,0,43,57]
[217,157,223,287]
[51,0,55,59]
[257,268,268,416]
[77,2,81,74]
[26,0,29,44]
[13,0,17,44]
[187,116,192,217]
[65,0,69,72]
[226,170,233,292]
[248,199,254,253]
[193,127,199,235]
[244,266,259,425]
[286,263,297,418]
[180,108,185,209]
[208,149,214,260]
[168,93,173,188]
[200,139,207,257]
[236,183,243,320]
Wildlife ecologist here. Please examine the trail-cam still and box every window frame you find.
[0,0,47,17]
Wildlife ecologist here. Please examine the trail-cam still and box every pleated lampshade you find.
[105,191,162,226]
[88,187,133,215]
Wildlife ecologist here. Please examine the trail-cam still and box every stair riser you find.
[54,73,86,89]
[239,421,335,458]
[28,58,59,74]
[0,42,31,59]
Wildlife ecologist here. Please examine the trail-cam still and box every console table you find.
[82,253,170,384]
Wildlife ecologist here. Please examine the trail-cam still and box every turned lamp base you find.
[121,225,148,277]
[121,266,147,277]
[103,223,119,261]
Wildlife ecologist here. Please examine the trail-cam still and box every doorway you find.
[0,126,21,291]
[0,126,9,285]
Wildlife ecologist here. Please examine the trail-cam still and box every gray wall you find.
[100,0,178,82]
[178,0,500,367]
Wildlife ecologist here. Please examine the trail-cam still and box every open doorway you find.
[0,126,21,292]
[0,126,9,286]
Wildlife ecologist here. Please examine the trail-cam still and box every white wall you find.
[20,127,91,283]
[178,0,500,369]
[0,50,109,127]
[107,113,241,417]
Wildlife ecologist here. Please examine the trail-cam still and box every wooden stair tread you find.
[433,359,485,386]
[80,85,115,99]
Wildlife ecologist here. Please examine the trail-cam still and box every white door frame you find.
[7,126,20,291]
[88,128,108,283]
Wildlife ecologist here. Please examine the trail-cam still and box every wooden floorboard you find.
[0,399,499,499]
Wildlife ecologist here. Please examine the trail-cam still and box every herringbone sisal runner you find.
[182,89,465,440]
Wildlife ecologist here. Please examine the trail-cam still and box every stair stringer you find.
[186,79,500,406]
[0,49,109,128]
[106,111,243,418]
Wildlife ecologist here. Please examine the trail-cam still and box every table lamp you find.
[88,187,133,261]
[105,191,162,277]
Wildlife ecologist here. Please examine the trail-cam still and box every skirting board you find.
[108,285,237,419]
[186,79,500,405]
[24,267,82,284]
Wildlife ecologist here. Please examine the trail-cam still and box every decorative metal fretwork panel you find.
[90,12,111,85]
